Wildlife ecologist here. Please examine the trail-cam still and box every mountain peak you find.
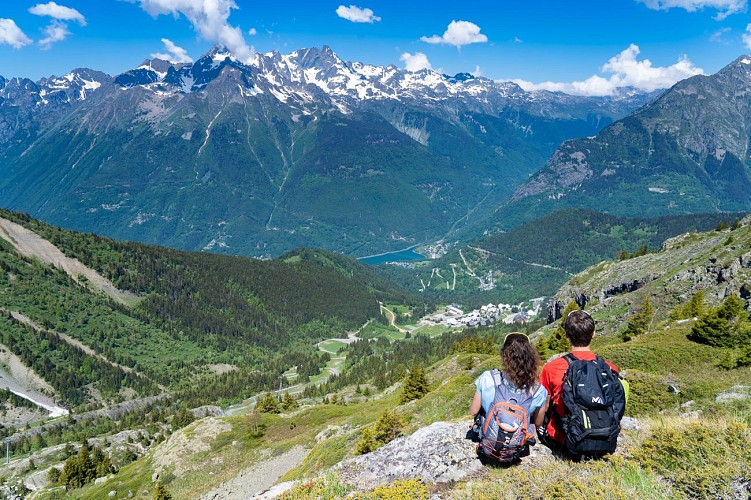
[716,54,751,79]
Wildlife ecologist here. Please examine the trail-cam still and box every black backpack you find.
[560,354,626,457]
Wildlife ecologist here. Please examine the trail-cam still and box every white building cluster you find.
[427,297,546,328]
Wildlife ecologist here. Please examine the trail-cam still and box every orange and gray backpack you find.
[478,369,537,463]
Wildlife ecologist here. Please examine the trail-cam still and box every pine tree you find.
[670,290,705,320]
[280,392,298,411]
[255,393,280,414]
[622,297,655,342]
[689,294,749,348]
[372,411,405,445]
[355,427,377,455]
[400,364,429,404]
[153,480,172,500]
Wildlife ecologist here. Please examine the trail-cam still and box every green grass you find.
[318,340,348,354]
[357,322,404,340]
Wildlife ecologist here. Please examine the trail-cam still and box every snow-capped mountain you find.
[0,46,656,257]
[0,68,111,108]
[104,45,652,120]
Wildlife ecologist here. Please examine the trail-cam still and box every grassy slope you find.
[77,327,750,499]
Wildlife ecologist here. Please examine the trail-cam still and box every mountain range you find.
[495,55,751,228]
[0,46,656,257]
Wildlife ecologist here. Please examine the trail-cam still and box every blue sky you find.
[0,0,749,95]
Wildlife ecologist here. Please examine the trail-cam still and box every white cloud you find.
[513,44,704,96]
[709,26,731,42]
[0,19,32,49]
[336,5,381,23]
[39,20,70,49]
[248,27,257,35]
[151,38,193,63]
[513,37,523,43]
[133,0,254,63]
[742,23,751,48]
[473,65,482,77]
[400,52,432,71]
[29,2,86,25]
[636,0,746,20]
[421,20,488,48]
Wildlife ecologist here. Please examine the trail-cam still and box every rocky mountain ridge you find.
[500,55,751,227]
[0,46,656,257]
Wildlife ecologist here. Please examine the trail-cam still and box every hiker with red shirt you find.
[538,309,624,458]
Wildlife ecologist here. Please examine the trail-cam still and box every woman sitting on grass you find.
[469,332,548,464]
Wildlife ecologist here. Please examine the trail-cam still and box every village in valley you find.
[425,297,546,328]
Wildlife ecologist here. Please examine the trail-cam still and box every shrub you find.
[354,478,429,499]
[278,472,349,499]
[670,289,705,321]
[354,411,406,456]
[153,480,172,500]
[354,427,377,456]
[47,467,61,484]
[255,393,280,414]
[633,419,751,499]
[623,370,678,416]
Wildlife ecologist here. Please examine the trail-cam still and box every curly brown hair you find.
[501,333,541,391]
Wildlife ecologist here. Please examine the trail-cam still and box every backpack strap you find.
[562,353,577,365]
[490,368,503,387]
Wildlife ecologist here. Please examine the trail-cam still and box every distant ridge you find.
[0,46,655,257]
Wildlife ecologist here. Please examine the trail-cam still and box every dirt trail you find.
[0,217,138,306]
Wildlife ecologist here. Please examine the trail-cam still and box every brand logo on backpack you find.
[479,370,537,464]
[560,354,626,458]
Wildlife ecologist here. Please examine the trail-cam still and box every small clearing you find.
[0,217,138,306]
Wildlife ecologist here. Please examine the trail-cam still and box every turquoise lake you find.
[359,247,427,265]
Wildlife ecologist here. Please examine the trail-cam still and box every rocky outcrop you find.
[335,421,553,492]
[599,276,656,301]
[337,421,482,490]
[547,289,589,323]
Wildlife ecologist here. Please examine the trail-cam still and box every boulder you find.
[335,421,556,492]
[336,421,483,491]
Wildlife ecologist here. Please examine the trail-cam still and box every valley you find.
[0,34,750,499]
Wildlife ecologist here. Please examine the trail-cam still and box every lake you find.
[359,247,427,265]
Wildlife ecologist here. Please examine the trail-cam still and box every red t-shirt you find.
[539,351,619,443]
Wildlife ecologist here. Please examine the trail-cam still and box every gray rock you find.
[108,491,117,497]
[337,421,483,491]
[716,385,751,403]
[730,477,751,500]
[620,417,640,431]
[191,405,225,418]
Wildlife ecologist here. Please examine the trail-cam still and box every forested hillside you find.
[0,210,417,411]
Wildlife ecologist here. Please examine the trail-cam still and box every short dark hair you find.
[564,310,595,347]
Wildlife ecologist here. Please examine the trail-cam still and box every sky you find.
[0,0,749,96]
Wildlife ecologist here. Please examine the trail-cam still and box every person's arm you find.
[533,395,549,428]
[470,391,482,416]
